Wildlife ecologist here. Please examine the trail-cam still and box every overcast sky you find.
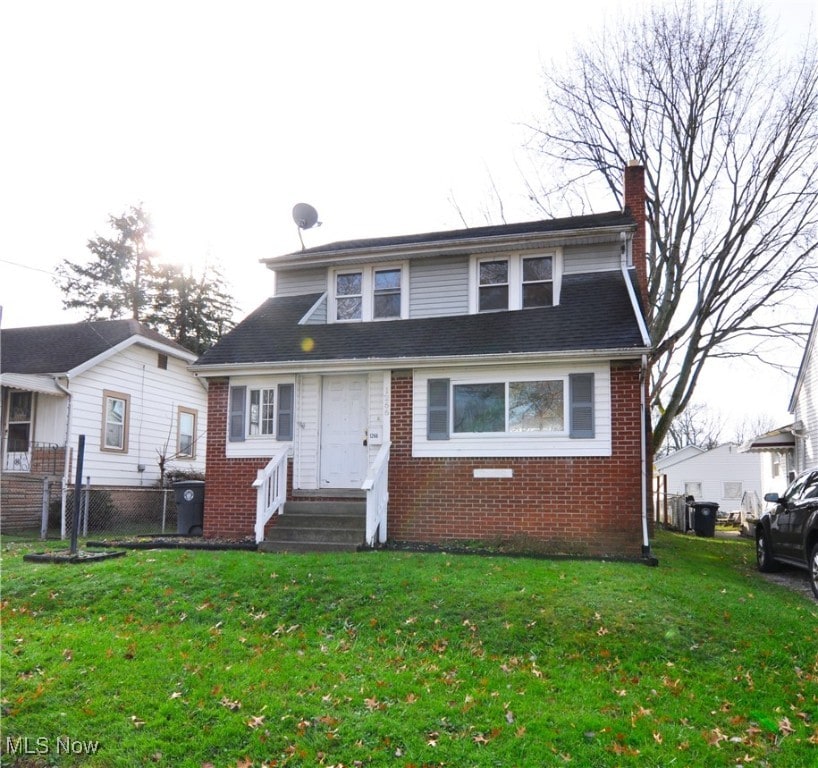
[1,0,815,433]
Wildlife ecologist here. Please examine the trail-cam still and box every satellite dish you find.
[292,203,320,250]
[292,203,319,230]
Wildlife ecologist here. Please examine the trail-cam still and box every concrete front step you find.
[258,539,363,553]
[260,499,367,553]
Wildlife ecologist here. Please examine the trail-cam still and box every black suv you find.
[755,468,818,599]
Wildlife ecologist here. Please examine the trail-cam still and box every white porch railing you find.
[361,441,391,547]
[252,447,289,543]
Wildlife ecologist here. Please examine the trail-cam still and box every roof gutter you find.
[191,346,652,378]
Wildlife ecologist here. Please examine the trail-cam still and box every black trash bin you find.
[174,480,205,536]
[688,501,718,537]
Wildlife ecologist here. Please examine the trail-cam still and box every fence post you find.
[40,478,50,540]
[69,435,85,555]
[82,476,90,536]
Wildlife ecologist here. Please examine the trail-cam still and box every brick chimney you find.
[623,161,648,308]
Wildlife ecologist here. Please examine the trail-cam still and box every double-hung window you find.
[177,407,198,458]
[229,383,295,442]
[101,390,130,452]
[331,264,406,322]
[474,252,557,312]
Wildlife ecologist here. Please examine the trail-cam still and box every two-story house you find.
[193,163,652,558]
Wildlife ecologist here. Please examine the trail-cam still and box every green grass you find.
[2,531,816,767]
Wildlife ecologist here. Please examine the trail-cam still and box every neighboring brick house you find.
[0,320,207,533]
[193,164,652,559]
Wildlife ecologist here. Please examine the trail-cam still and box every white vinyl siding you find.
[275,268,329,297]
[32,394,67,445]
[413,363,611,457]
[562,243,621,274]
[66,345,207,486]
[409,256,469,318]
[791,321,817,472]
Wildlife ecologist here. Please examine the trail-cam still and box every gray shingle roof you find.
[194,271,647,369]
[1,319,194,374]
[270,211,635,261]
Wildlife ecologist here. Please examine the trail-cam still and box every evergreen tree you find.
[57,205,236,353]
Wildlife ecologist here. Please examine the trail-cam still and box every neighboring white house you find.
[0,319,207,532]
[740,305,818,489]
[790,305,818,473]
[655,443,765,514]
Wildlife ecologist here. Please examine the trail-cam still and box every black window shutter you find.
[569,373,595,438]
[228,386,246,442]
[427,379,450,440]
[277,383,294,441]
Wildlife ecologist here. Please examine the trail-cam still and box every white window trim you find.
[101,390,130,453]
[469,249,562,314]
[413,363,611,459]
[328,262,409,323]
[450,375,569,437]
[247,386,276,439]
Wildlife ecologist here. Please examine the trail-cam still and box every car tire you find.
[756,530,780,573]
[809,542,818,600]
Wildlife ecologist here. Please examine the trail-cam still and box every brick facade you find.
[203,379,269,540]
[387,364,645,558]
[204,364,647,557]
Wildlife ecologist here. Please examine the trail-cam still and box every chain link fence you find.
[2,476,179,539]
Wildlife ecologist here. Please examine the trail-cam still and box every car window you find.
[801,473,818,500]
[783,474,808,502]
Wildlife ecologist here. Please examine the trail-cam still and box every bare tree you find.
[527,0,818,448]
[661,403,725,456]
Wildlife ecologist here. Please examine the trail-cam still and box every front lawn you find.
[2,531,816,767]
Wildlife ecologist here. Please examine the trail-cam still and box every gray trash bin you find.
[174,480,205,536]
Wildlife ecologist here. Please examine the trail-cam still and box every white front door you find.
[320,375,369,488]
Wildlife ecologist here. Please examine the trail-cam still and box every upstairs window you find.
[373,268,402,319]
[335,272,363,320]
[330,264,406,322]
[522,256,553,308]
[473,252,558,312]
[478,260,509,312]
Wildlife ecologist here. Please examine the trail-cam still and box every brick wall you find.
[203,365,647,557]
[203,379,265,540]
[387,364,645,558]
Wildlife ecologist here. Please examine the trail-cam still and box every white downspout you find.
[621,234,655,562]
[640,354,653,560]
[53,376,72,540]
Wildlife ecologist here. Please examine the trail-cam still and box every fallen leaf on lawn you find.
[170,691,183,700]
[505,709,515,724]
[130,715,145,728]
[778,717,795,735]
[703,727,727,747]
[221,697,242,711]
[247,715,266,729]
